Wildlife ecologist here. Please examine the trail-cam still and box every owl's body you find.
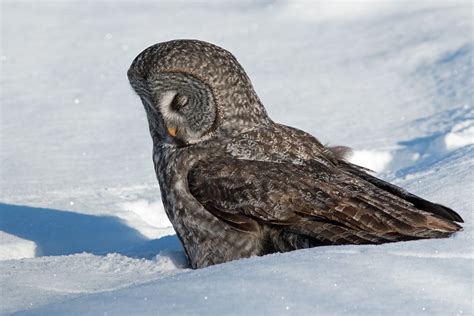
[129,40,463,269]
[154,140,260,268]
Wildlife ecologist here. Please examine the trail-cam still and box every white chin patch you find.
[159,90,183,126]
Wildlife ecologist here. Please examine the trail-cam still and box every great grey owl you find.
[128,39,463,269]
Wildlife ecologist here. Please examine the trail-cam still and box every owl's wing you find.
[338,160,464,222]
[187,158,462,245]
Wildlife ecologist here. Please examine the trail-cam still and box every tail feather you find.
[340,161,464,223]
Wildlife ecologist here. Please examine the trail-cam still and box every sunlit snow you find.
[1,0,472,315]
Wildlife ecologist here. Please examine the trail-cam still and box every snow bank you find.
[119,199,173,239]
[348,150,392,173]
[0,253,187,314]
[445,120,474,150]
[0,232,37,260]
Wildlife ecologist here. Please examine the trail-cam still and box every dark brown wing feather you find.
[339,160,464,223]
[188,158,462,249]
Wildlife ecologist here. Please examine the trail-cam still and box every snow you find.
[444,120,474,150]
[0,232,37,260]
[348,149,392,173]
[119,199,173,239]
[1,0,472,315]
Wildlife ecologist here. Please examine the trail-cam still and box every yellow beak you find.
[167,127,177,137]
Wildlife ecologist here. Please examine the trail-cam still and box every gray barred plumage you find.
[128,39,463,269]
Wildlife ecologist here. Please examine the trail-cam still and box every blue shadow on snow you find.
[0,203,182,258]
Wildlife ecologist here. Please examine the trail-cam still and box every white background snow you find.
[0,0,472,315]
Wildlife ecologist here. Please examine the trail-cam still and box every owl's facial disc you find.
[151,73,217,145]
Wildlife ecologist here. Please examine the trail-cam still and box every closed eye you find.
[171,94,189,111]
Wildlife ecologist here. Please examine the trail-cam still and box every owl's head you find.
[128,40,270,145]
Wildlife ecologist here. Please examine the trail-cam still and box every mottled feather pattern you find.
[188,150,459,246]
[128,39,463,268]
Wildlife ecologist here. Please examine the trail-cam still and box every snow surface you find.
[1,0,472,315]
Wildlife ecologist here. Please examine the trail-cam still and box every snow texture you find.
[0,0,472,315]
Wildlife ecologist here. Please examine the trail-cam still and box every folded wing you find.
[187,158,462,248]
